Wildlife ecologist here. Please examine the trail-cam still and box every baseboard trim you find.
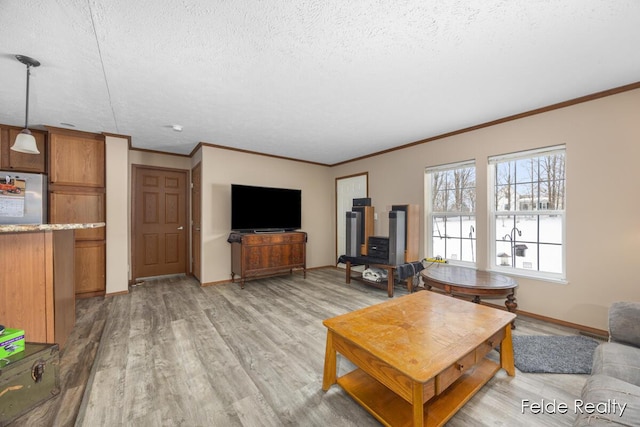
[200,279,230,287]
[106,290,129,297]
[481,301,609,339]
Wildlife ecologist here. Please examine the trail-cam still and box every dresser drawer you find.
[242,232,305,245]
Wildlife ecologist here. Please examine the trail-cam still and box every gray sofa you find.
[574,302,640,426]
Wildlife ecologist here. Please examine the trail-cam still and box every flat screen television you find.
[231,184,302,232]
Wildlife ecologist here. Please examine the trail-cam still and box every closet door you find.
[132,165,188,279]
[335,173,368,262]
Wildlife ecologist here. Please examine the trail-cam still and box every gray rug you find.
[507,335,600,374]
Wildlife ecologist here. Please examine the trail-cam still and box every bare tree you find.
[453,168,474,212]
[541,154,565,209]
[431,171,446,211]
[432,168,475,213]
[496,162,514,211]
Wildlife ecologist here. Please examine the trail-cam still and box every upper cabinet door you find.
[0,126,46,173]
[49,132,105,187]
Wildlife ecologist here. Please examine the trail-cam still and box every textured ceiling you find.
[1,1,639,164]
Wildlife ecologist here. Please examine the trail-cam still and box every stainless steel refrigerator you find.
[0,172,47,224]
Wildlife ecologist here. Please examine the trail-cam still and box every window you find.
[489,145,566,280]
[425,161,476,264]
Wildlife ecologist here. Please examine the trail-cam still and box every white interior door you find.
[336,174,368,264]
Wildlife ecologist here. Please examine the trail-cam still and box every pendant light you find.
[11,55,41,154]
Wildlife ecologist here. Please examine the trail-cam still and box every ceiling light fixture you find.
[172,124,183,132]
[11,55,41,154]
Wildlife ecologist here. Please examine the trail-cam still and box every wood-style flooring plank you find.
[65,269,592,426]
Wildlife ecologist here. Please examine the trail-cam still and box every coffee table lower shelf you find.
[337,358,501,427]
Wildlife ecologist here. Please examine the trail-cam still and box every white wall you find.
[129,150,192,171]
[200,146,334,284]
[105,135,129,294]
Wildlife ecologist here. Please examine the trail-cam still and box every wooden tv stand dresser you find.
[229,231,307,288]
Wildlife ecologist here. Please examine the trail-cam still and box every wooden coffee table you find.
[322,291,516,427]
[421,265,518,326]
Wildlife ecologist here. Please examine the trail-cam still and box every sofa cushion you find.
[609,301,640,347]
[574,374,640,427]
[592,342,640,387]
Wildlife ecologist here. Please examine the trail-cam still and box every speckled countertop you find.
[0,223,106,233]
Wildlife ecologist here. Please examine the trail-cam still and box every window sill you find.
[487,267,568,285]
[440,260,476,268]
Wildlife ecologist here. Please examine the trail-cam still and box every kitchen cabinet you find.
[49,130,105,187]
[49,191,105,240]
[74,240,106,295]
[0,229,75,348]
[47,127,106,297]
[0,125,46,173]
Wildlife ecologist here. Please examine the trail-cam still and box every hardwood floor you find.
[11,269,593,426]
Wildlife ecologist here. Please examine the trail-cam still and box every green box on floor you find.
[0,328,25,358]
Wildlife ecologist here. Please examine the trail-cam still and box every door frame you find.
[131,164,190,281]
[335,172,369,261]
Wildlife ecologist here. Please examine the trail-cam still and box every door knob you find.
[177,226,184,230]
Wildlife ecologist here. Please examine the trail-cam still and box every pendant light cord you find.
[24,65,31,129]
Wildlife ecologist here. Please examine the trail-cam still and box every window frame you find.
[425,160,477,267]
[488,145,567,282]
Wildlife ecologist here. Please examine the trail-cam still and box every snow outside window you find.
[489,145,566,281]
[425,160,476,265]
